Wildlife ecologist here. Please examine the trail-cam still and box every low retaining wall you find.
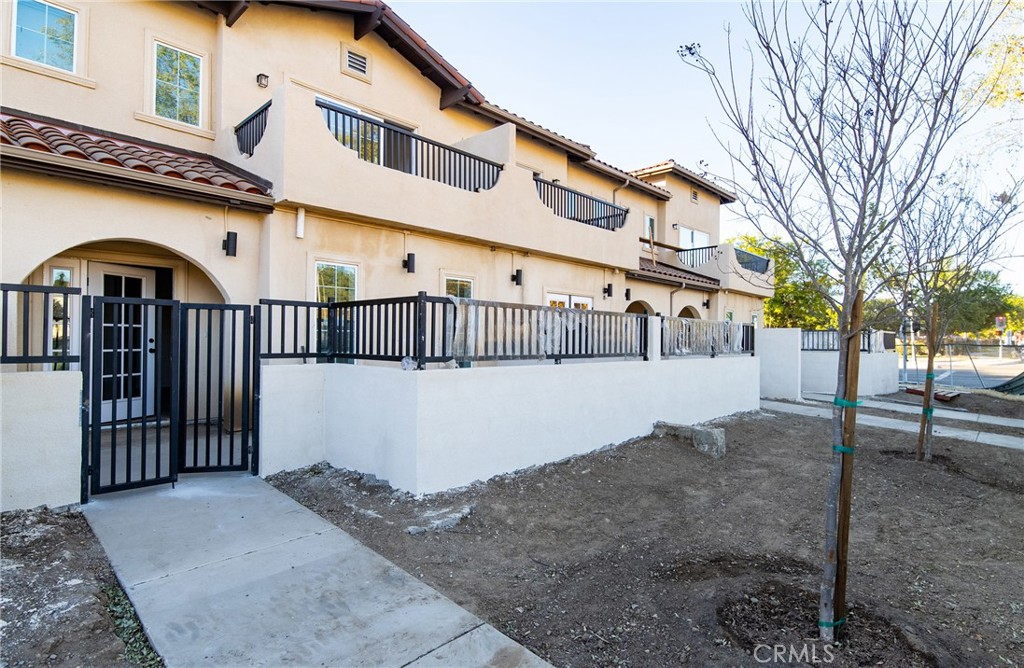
[757,328,802,401]
[801,351,899,396]
[260,356,760,494]
[1,371,82,511]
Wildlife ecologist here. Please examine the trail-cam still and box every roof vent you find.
[347,51,369,75]
[690,189,699,203]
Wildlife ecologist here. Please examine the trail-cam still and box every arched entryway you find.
[678,305,701,319]
[23,241,252,500]
[626,300,653,315]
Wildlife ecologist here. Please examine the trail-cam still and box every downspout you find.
[669,286,685,317]
[611,176,630,204]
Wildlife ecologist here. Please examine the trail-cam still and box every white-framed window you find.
[12,0,76,72]
[547,293,592,310]
[154,41,202,127]
[678,225,711,250]
[445,277,473,299]
[315,261,357,303]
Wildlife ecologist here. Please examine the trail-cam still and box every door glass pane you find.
[103,274,122,297]
[124,277,143,299]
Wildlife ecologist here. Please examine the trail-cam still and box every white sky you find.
[389,0,1024,294]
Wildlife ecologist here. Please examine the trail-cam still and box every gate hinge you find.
[250,314,255,325]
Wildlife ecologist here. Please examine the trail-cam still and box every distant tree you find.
[974,0,1024,109]
[732,235,836,329]
[680,0,1008,641]
[861,298,903,332]
[882,170,1021,461]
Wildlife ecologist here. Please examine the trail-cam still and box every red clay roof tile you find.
[0,111,270,196]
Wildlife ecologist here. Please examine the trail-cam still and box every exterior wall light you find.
[702,297,711,309]
[222,231,238,256]
[602,283,613,297]
[625,288,631,301]
[256,73,270,88]
[402,252,415,273]
[511,269,523,286]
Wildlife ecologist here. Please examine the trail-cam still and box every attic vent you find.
[690,189,699,203]
[347,51,368,75]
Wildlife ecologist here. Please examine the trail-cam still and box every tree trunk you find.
[819,290,862,642]
[916,302,940,462]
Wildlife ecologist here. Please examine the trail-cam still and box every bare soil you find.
[2,391,1020,667]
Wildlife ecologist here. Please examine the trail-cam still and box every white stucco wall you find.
[757,328,802,401]
[1,372,82,511]
[258,355,760,495]
[257,364,327,475]
[801,351,899,397]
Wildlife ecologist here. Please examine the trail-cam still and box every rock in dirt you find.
[653,421,726,458]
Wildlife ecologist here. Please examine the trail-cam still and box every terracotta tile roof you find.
[1,111,270,196]
[635,256,720,289]
[630,159,737,204]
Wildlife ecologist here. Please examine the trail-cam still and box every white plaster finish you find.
[1,372,82,511]
[801,350,899,397]
[757,328,803,401]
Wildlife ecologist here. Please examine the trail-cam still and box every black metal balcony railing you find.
[316,100,503,193]
[534,176,629,231]
[676,245,718,267]
[235,100,272,156]
[735,247,770,273]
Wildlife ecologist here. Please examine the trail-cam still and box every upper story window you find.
[12,0,76,72]
[155,42,202,127]
[678,225,711,249]
[643,215,655,243]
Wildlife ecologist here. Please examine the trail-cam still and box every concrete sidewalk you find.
[802,392,1024,429]
[762,400,1023,451]
[83,473,549,668]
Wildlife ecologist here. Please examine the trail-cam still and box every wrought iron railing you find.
[1,283,81,367]
[676,245,718,267]
[449,298,647,363]
[801,329,872,353]
[234,100,272,156]
[533,176,629,231]
[316,100,503,192]
[734,247,770,273]
[661,317,754,357]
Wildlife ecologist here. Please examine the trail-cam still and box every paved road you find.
[898,354,1023,390]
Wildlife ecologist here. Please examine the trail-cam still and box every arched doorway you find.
[25,241,251,498]
[678,305,701,319]
[626,300,653,315]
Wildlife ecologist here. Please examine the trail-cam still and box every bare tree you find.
[679,0,1007,642]
[885,169,1022,460]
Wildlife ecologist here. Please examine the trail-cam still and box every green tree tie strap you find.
[833,445,855,454]
[925,373,935,379]
[922,407,934,420]
[818,617,846,628]
[833,397,862,408]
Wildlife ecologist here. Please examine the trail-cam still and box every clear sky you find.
[389,0,1024,294]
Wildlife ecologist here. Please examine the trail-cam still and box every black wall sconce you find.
[256,73,269,88]
[222,231,237,257]
[625,288,631,301]
[402,252,415,273]
[511,269,523,286]
[702,297,711,309]
[602,283,613,297]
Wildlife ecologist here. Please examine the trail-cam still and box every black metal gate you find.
[82,298,254,498]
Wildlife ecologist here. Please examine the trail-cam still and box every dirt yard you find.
[2,390,1021,667]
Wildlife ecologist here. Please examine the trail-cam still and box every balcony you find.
[223,83,640,269]
[644,239,774,298]
[534,176,628,231]
[316,100,503,193]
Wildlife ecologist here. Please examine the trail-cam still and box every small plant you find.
[102,584,164,667]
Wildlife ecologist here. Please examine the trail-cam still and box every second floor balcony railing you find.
[534,176,629,231]
[235,100,272,156]
[676,245,718,267]
[316,100,503,193]
[734,247,770,273]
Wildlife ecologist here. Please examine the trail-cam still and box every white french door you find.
[88,262,157,423]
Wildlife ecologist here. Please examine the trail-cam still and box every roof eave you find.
[2,144,276,213]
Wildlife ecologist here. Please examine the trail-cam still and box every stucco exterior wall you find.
[1,372,82,511]
[801,351,900,397]
[259,356,759,495]
[757,328,802,401]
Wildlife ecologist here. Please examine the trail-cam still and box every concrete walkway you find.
[762,400,1024,451]
[802,392,1024,429]
[82,473,549,668]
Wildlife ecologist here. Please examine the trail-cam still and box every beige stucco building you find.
[1,0,772,510]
